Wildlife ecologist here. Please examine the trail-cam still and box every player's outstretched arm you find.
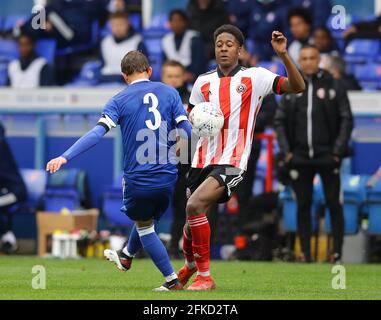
[271,31,306,94]
[46,125,107,174]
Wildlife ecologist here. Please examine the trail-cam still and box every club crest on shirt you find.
[236,83,247,94]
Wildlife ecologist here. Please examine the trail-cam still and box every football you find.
[189,102,224,137]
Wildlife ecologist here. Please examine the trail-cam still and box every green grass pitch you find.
[0,256,380,300]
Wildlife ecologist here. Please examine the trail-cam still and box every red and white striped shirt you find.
[189,65,284,171]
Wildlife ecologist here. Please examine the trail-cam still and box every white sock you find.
[197,270,210,277]
[122,247,134,258]
[165,272,178,283]
[185,260,196,269]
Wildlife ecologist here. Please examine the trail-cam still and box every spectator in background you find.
[20,0,108,49]
[0,122,27,254]
[342,15,381,45]
[107,0,127,13]
[235,94,279,227]
[313,26,340,68]
[291,0,332,28]
[7,33,55,88]
[248,0,288,61]
[274,45,353,263]
[323,55,362,91]
[221,0,252,37]
[99,11,147,83]
[161,60,192,258]
[161,60,191,105]
[161,10,206,83]
[187,0,230,60]
[287,7,313,66]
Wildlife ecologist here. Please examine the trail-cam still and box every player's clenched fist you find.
[271,31,288,56]
[46,156,67,174]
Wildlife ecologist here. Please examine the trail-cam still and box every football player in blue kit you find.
[46,51,192,291]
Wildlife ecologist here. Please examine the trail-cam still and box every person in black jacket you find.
[0,122,27,254]
[274,44,354,263]
[187,0,230,60]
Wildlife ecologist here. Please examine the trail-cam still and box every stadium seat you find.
[0,39,18,63]
[35,39,57,65]
[44,188,81,212]
[279,177,322,233]
[325,175,368,235]
[20,169,47,209]
[43,169,85,212]
[366,177,381,235]
[2,15,28,31]
[143,28,168,81]
[353,63,381,91]
[344,39,381,64]
[279,186,298,232]
[257,61,286,77]
[65,60,102,86]
[0,62,8,86]
[149,13,169,29]
[102,174,134,226]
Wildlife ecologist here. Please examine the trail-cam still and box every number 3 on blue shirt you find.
[144,93,161,130]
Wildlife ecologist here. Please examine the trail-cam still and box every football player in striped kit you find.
[178,24,306,290]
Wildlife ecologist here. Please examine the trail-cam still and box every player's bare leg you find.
[178,177,225,290]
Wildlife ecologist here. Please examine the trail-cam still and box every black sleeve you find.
[273,95,291,156]
[272,75,285,95]
[40,64,56,86]
[332,81,354,157]
[354,15,381,33]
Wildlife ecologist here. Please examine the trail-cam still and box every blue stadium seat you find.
[149,13,169,29]
[102,175,134,226]
[20,169,47,208]
[279,186,298,232]
[44,188,81,212]
[65,60,102,87]
[0,39,18,62]
[366,177,381,235]
[0,62,8,86]
[256,61,286,77]
[279,177,322,233]
[353,63,381,91]
[129,13,142,32]
[35,39,57,65]
[44,169,83,212]
[344,39,381,64]
[325,175,368,235]
[143,28,168,81]
[2,15,28,31]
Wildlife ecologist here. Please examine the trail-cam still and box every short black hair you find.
[162,60,186,71]
[169,9,189,22]
[109,11,129,20]
[300,44,319,51]
[18,32,36,44]
[213,24,244,47]
[121,50,150,75]
[287,7,312,26]
[314,26,333,40]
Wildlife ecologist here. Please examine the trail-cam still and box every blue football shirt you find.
[101,79,188,187]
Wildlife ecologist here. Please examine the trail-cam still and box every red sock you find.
[188,214,211,275]
[182,225,195,265]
